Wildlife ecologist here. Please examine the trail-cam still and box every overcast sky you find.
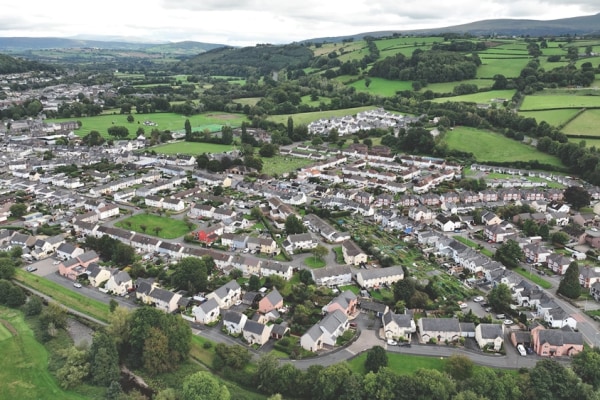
[0,0,598,46]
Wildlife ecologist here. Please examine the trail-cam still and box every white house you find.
[475,323,504,351]
[192,298,220,324]
[222,310,248,335]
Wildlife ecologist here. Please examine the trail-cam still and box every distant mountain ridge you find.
[306,12,600,43]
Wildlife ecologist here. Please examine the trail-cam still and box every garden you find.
[115,213,194,239]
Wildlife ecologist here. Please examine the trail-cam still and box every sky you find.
[0,0,598,46]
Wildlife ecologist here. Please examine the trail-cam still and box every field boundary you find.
[0,319,17,336]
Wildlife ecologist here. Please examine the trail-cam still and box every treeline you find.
[0,53,57,74]
[431,40,488,52]
[369,50,480,83]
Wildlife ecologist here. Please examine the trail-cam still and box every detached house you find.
[85,263,111,287]
[382,310,416,341]
[242,320,272,346]
[475,323,504,351]
[104,270,133,296]
[56,242,84,260]
[222,310,248,335]
[547,253,572,275]
[206,280,242,309]
[192,298,220,325]
[324,290,357,316]
[531,325,583,357]
[341,240,367,266]
[300,309,349,352]
[258,288,284,314]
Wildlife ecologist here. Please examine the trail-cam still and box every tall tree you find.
[143,327,172,375]
[487,283,512,314]
[494,239,524,269]
[558,261,581,299]
[182,371,230,400]
[564,186,591,210]
[184,119,192,141]
[284,214,306,235]
[56,346,90,389]
[365,345,388,373]
[572,348,600,389]
[89,331,120,386]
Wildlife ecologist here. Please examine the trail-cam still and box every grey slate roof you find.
[223,310,245,325]
[479,323,503,339]
[244,320,267,335]
[420,317,461,332]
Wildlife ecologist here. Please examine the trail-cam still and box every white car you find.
[473,296,484,302]
[387,339,398,346]
[517,344,527,356]
[503,319,514,326]
[52,260,60,265]
[458,302,468,309]
[73,282,82,288]
[234,300,242,306]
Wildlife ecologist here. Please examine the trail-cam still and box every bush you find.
[203,341,213,349]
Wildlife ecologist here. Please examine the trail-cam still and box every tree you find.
[185,119,192,141]
[444,354,473,381]
[311,244,328,263]
[182,371,230,400]
[56,346,90,389]
[463,367,521,400]
[564,186,591,210]
[109,299,118,313]
[255,353,279,394]
[89,331,120,386]
[24,295,43,316]
[539,224,550,241]
[494,239,524,269]
[572,348,600,389]
[6,285,26,307]
[365,345,388,373]
[143,327,172,375]
[0,259,16,279]
[487,283,512,314]
[214,343,251,371]
[9,203,27,218]
[248,274,261,291]
[259,143,278,158]
[528,358,588,400]
[558,261,581,299]
[171,256,210,293]
[127,114,134,123]
[106,306,130,353]
[40,302,68,330]
[298,269,314,285]
[107,126,129,139]
[106,381,123,400]
[285,215,306,235]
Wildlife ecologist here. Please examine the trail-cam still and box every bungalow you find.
[341,240,367,266]
[242,320,272,346]
[324,290,358,316]
[531,325,583,357]
[382,310,416,341]
[475,323,504,351]
[355,266,404,289]
[104,270,133,296]
[311,265,353,287]
[222,310,248,335]
[192,298,220,325]
[258,288,284,314]
[418,317,461,344]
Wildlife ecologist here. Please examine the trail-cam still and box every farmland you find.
[444,126,563,166]
[259,154,314,176]
[267,106,376,126]
[349,77,413,96]
[47,112,248,137]
[477,57,530,78]
[431,90,516,105]
[518,109,580,127]
[420,79,494,94]
[562,109,600,136]
[520,95,600,111]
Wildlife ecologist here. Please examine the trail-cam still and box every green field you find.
[432,90,516,105]
[267,106,376,126]
[260,155,314,176]
[520,95,600,111]
[233,97,262,106]
[15,270,110,323]
[0,307,86,400]
[477,58,530,78]
[115,214,194,239]
[349,78,414,96]
[519,109,580,127]
[348,352,446,375]
[300,95,332,107]
[47,112,248,137]
[562,109,600,136]
[151,141,234,155]
[444,126,563,166]
[420,79,494,94]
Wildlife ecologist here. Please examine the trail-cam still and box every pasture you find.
[477,57,530,78]
[520,95,600,111]
[421,79,494,94]
[115,214,194,239]
[562,109,600,136]
[348,352,446,375]
[0,307,87,400]
[47,112,248,138]
[233,97,262,106]
[300,95,332,107]
[267,106,376,126]
[444,126,563,166]
[260,155,314,176]
[151,141,233,155]
[431,90,516,105]
[518,109,580,127]
[350,77,414,96]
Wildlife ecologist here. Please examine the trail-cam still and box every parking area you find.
[22,257,60,277]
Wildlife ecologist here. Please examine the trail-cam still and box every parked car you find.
[399,342,412,347]
[73,282,82,288]
[496,314,505,319]
[458,302,468,309]
[349,322,357,328]
[52,260,60,265]
[517,344,527,356]
[26,266,37,272]
[503,319,514,326]
[234,300,242,306]
[387,339,398,346]
[473,296,484,302]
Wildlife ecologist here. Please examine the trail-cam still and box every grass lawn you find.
[515,268,553,289]
[14,270,110,323]
[349,77,414,97]
[333,246,345,263]
[339,285,360,295]
[115,214,194,239]
[432,90,516,105]
[348,352,446,375]
[0,307,88,400]
[453,236,493,257]
[520,95,600,111]
[444,126,564,166]
[562,109,600,136]
[304,257,326,268]
[259,155,314,176]
[267,106,376,126]
[519,109,581,128]
[47,112,249,138]
[151,141,234,155]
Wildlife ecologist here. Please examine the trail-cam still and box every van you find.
[517,344,527,356]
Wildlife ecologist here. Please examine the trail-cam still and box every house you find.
[311,265,353,287]
[434,214,459,232]
[482,212,502,226]
[475,323,504,351]
[258,288,284,314]
[206,280,242,309]
[282,232,317,254]
[55,242,85,260]
[523,243,551,264]
[531,325,584,357]
[222,310,248,335]
[137,285,182,313]
[104,270,133,296]
[324,290,357,316]
[418,317,461,344]
[591,281,600,302]
[300,309,349,352]
[543,306,577,329]
[547,253,573,275]
[382,310,416,341]
[192,298,220,325]
[341,240,367,266]
[355,266,404,289]
[260,262,293,280]
[579,265,600,288]
[242,320,272,346]
[85,263,111,287]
